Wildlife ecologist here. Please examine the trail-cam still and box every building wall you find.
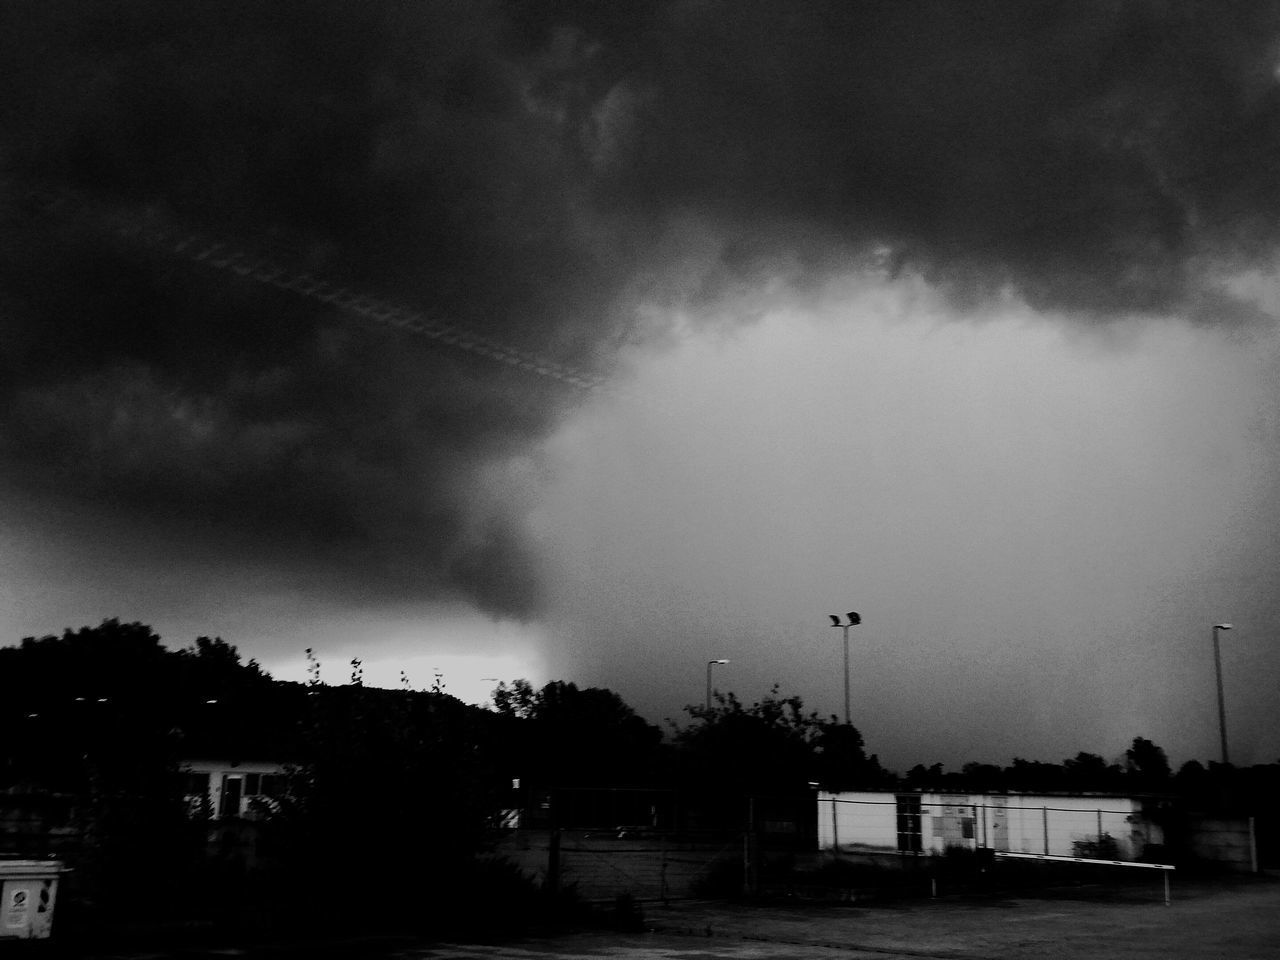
[818,790,1160,862]
[967,793,1154,861]
[816,791,900,852]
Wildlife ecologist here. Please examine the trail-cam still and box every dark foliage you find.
[902,737,1175,795]
[672,686,891,818]
[491,679,667,789]
[0,620,288,923]
[258,676,514,931]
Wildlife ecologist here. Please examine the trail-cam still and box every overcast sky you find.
[2,1,1278,771]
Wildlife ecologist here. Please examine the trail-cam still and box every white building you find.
[181,759,289,819]
[817,790,1162,862]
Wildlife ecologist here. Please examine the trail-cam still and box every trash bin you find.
[0,861,63,940]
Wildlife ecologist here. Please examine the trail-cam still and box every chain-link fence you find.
[818,792,1163,862]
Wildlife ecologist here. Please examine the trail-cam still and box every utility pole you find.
[828,612,862,724]
[1212,623,1232,765]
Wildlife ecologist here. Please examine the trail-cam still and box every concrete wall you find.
[492,829,742,901]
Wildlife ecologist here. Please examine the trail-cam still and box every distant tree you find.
[904,763,946,789]
[958,762,1005,791]
[1176,758,1207,781]
[1125,737,1172,788]
[1172,759,1213,804]
[814,721,893,791]
[490,680,665,789]
[674,686,888,797]
[0,620,276,917]
[1062,752,1124,791]
[1004,757,1068,792]
[491,678,538,719]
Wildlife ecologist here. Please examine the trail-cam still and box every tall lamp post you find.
[828,612,862,725]
[706,659,729,711]
[1212,623,1232,765]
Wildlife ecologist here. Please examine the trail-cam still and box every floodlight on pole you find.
[706,659,729,711]
[1212,624,1232,765]
[828,612,861,725]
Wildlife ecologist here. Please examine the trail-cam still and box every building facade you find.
[817,790,1162,862]
[181,759,288,819]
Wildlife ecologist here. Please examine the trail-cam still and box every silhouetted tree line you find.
[899,734,1280,808]
[3,619,1277,936]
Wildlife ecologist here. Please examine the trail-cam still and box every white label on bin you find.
[5,888,30,929]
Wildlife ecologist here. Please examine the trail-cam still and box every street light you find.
[1212,623,1232,765]
[706,659,729,711]
[828,612,861,725]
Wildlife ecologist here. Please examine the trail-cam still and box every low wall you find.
[1185,816,1256,872]
[491,829,743,902]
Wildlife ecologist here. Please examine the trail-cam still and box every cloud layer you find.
[2,1,1278,619]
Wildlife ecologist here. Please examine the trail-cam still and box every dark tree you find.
[263,674,506,929]
[1062,752,1125,791]
[0,620,280,920]
[904,762,946,789]
[1125,737,1172,788]
[674,686,888,797]
[1004,758,1068,792]
[959,762,1006,791]
[490,679,666,789]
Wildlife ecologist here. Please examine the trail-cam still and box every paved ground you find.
[53,876,1280,960]
[394,877,1280,960]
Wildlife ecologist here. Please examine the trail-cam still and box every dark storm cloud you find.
[574,0,1280,315]
[2,1,1279,617]
[0,0,613,616]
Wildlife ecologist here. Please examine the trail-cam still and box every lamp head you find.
[1214,623,1232,631]
[847,612,861,625]
[829,615,840,626]
[710,658,729,665]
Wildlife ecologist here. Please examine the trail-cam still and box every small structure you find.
[0,861,63,939]
[181,759,289,819]
[818,790,1162,862]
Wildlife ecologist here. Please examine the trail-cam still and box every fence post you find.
[660,830,669,903]
[547,825,561,895]
[1042,807,1049,856]
[831,797,840,856]
[743,797,756,897]
[1249,817,1258,874]
[1096,808,1103,843]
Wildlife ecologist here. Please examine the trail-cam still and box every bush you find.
[1072,833,1122,860]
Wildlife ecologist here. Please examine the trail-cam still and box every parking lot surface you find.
[397,877,1280,960]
